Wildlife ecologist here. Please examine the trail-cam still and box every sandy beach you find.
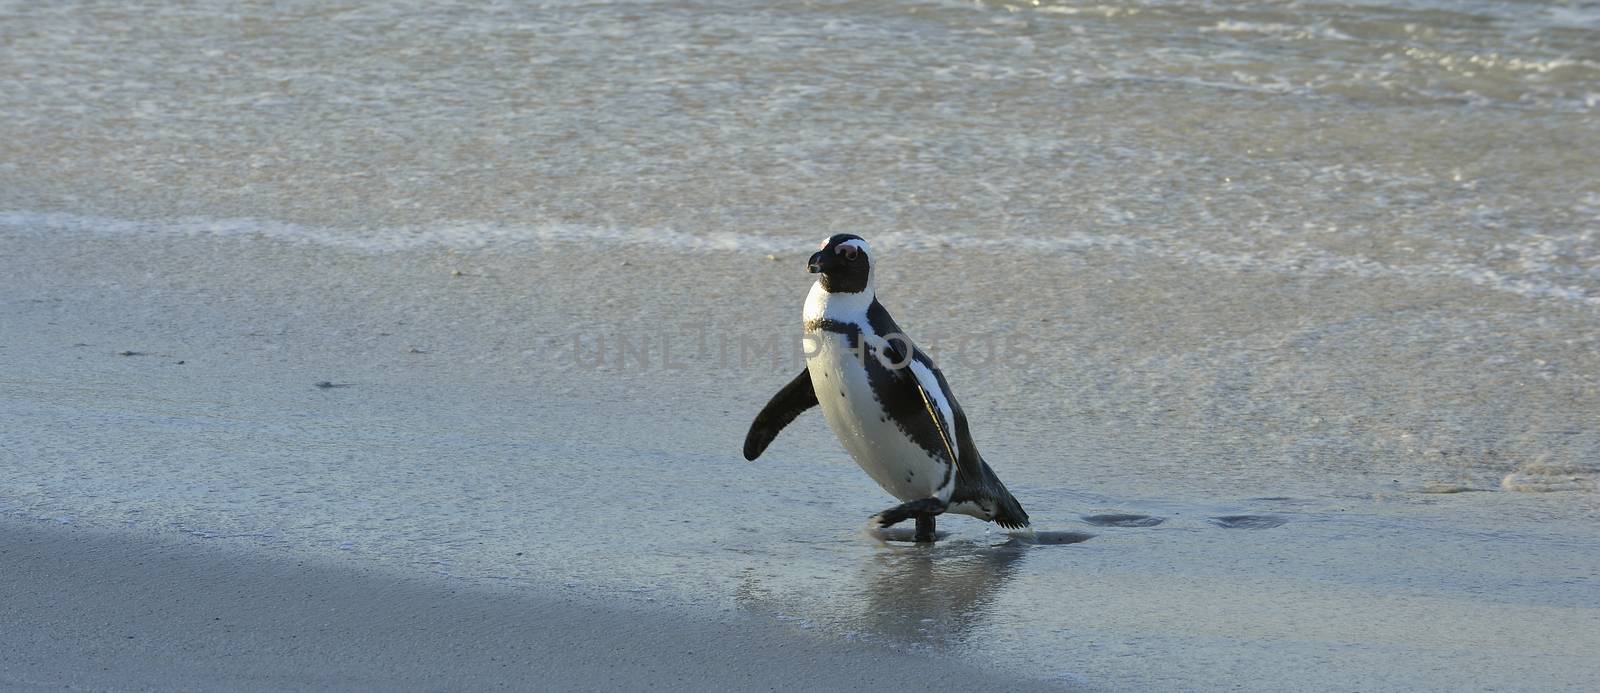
[5,227,1598,690]
[4,1,1600,690]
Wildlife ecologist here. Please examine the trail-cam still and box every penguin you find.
[743,234,1030,543]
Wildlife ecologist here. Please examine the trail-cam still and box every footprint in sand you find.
[1208,515,1286,529]
[1081,513,1165,528]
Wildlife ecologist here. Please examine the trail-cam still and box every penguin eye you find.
[838,245,860,261]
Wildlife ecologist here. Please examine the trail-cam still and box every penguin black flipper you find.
[866,299,1030,530]
[743,368,819,461]
[879,342,1029,529]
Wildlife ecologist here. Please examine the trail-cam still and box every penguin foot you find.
[873,498,948,543]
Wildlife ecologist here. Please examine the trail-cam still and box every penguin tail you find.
[990,484,1030,530]
[959,456,1030,529]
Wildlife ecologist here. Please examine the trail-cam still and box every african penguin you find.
[743,234,1030,543]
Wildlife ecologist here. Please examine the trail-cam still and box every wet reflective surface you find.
[4,0,1600,689]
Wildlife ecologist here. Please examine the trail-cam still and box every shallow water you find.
[4,1,1600,690]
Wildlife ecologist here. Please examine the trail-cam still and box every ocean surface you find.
[3,1,1599,690]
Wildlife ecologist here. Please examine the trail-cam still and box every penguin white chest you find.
[805,329,952,502]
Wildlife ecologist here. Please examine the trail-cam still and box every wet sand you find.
[5,229,1598,691]
[0,517,1064,692]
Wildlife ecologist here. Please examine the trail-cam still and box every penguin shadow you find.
[866,526,952,543]
[1011,529,1097,545]
[853,540,1030,644]
[867,526,1094,546]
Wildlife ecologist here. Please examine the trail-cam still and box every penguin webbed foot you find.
[872,498,947,543]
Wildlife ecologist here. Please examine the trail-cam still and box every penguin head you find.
[807,234,872,294]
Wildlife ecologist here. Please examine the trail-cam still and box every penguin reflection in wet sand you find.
[743,234,1029,543]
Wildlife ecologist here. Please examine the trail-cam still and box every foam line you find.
[4,209,1595,309]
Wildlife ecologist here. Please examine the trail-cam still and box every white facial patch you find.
[834,238,870,257]
[819,237,872,256]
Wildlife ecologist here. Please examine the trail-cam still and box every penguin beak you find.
[807,250,832,274]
